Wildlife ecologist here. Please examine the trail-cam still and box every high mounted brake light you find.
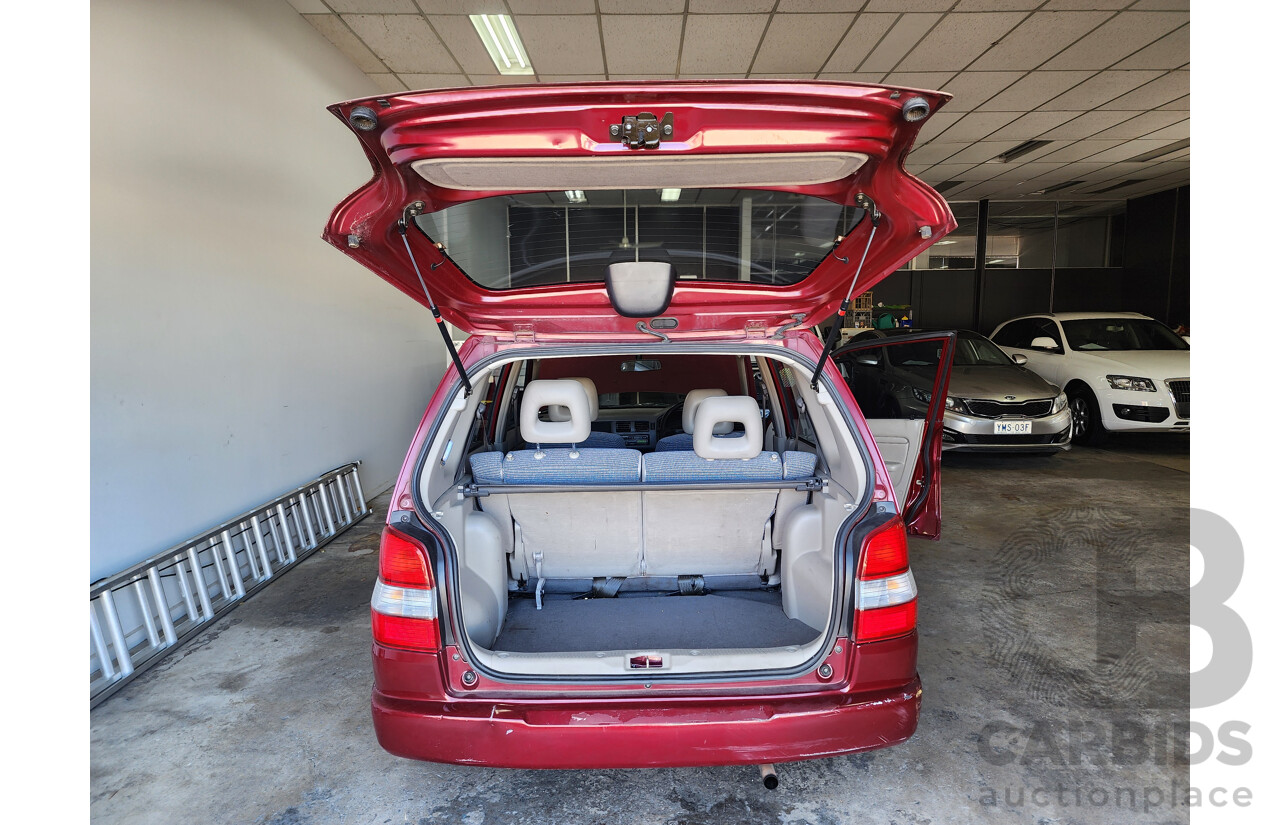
[855,518,917,643]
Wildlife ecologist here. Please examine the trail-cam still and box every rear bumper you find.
[372,676,921,768]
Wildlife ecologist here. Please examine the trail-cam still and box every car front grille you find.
[1167,379,1190,419]
[964,399,1054,418]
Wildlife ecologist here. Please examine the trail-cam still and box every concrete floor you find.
[90,434,1190,825]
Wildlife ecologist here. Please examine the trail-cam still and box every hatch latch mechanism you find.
[610,112,674,149]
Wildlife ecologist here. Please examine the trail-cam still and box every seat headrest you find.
[520,380,592,445]
[682,388,729,434]
[547,377,599,422]
[693,396,763,460]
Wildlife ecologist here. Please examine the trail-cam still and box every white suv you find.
[989,312,1189,445]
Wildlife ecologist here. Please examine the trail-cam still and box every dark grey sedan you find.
[836,328,1073,453]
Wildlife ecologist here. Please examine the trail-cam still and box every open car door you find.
[835,331,956,539]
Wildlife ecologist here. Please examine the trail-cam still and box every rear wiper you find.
[811,194,881,390]
[398,201,472,397]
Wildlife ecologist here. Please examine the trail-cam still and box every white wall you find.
[91,0,444,581]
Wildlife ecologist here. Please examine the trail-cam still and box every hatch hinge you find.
[745,320,768,339]
[610,112,674,149]
[513,324,536,343]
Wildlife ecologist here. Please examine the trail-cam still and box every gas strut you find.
[398,202,472,397]
[810,194,881,391]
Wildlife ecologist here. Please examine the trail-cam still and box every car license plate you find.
[994,420,1033,435]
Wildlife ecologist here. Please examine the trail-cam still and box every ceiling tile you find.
[327,0,416,11]
[1042,70,1163,110]
[468,74,541,85]
[993,110,1080,139]
[1098,70,1187,109]
[1087,138,1184,163]
[918,163,981,181]
[608,74,679,80]
[935,111,1022,143]
[953,0,1041,9]
[680,15,771,74]
[1129,0,1190,9]
[600,0,684,10]
[989,161,1066,180]
[1041,12,1187,70]
[680,73,749,79]
[1041,0,1131,8]
[913,111,965,144]
[416,0,506,9]
[1088,110,1185,140]
[863,0,953,9]
[1130,118,1188,142]
[895,12,1029,73]
[859,13,944,74]
[754,14,855,74]
[537,74,612,82]
[942,140,1023,164]
[977,71,1093,110]
[343,14,461,73]
[1037,110,1135,139]
[398,73,470,89]
[284,0,330,13]
[1112,26,1189,70]
[968,12,1112,71]
[1157,94,1189,110]
[817,72,887,82]
[506,0,595,13]
[690,0,775,11]
[940,71,1024,111]
[1034,139,1125,163]
[516,15,606,74]
[776,0,870,10]
[366,73,408,93]
[823,14,897,73]
[882,72,955,91]
[428,16,504,76]
[602,16,683,75]
[304,15,387,74]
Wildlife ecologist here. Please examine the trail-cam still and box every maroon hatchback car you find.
[325,81,957,770]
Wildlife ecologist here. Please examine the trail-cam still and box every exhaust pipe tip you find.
[759,764,779,790]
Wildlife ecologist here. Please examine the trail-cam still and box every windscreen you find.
[415,189,865,290]
[1061,318,1189,351]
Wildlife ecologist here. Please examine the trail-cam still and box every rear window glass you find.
[415,189,864,291]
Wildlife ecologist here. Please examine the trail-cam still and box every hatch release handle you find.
[610,112,674,149]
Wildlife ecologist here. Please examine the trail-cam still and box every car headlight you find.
[1106,375,1157,392]
[911,387,931,403]
[1051,392,1068,413]
[944,396,968,414]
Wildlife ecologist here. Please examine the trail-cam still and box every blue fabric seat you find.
[642,450,785,483]
[782,451,818,479]
[543,430,626,449]
[470,448,641,485]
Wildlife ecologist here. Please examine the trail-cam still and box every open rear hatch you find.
[324,81,956,338]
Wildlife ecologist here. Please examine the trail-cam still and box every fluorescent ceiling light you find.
[660,188,681,202]
[469,14,534,76]
[565,190,586,203]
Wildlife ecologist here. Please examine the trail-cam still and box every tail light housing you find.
[854,517,917,643]
[371,527,440,652]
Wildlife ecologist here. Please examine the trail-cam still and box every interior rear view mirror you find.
[856,354,880,366]
[1011,353,1028,365]
[621,359,662,372]
[1029,337,1060,351]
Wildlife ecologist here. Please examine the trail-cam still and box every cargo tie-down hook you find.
[811,194,881,390]
[398,201,472,396]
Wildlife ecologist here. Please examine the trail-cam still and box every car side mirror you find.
[1011,353,1028,365]
[1029,336,1060,351]
[855,354,880,366]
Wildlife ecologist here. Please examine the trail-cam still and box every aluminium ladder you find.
[89,462,369,707]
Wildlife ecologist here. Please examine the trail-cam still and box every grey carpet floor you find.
[493,591,821,653]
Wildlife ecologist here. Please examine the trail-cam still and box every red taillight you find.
[859,518,909,578]
[372,527,439,652]
[379,527,434,588]
[855,518,917,643]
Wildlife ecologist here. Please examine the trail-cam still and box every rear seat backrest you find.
[471,379,642,579]
[654,387,727,451]
[546,376,626,449]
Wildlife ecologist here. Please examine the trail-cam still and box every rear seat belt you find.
[588,577,626,599]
